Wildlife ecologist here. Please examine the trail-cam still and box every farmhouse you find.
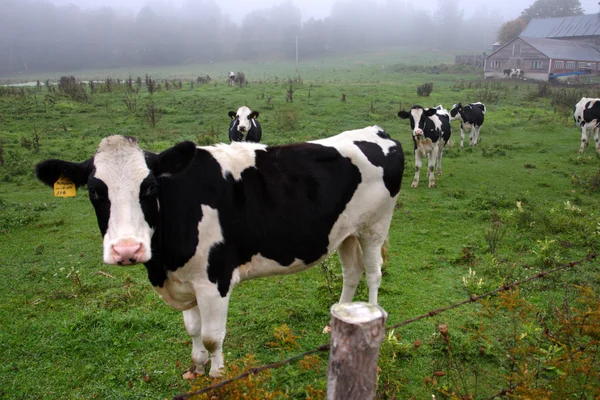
[485,14,600,81]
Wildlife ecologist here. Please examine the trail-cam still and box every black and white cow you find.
[449,102,486,147]
[227,71,235,86]
[398,105,451,188]
[574,97,600,154]
[228,106,262,142]
[35,127,404,378]
[503,68,524,79]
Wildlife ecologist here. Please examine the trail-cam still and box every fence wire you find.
[173,253,597,400]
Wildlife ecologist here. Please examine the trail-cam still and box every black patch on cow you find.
[87,176,110,237]
[582,100,600,126]
[144,142,365,296]
[376,130,390,139]
[139,175,159,230]
[353,140,404,197]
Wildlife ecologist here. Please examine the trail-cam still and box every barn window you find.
[531,60,543,69]
[590,63,597,70]
[490,60,502,69]
[554,60,564,69]
[578,62,588,69]
[566,61,576,69]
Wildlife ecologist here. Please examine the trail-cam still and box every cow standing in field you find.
[574,97,600,154]
[503,68,524,79]
[449,102,486,147]
[228,106,262,142]
[35,127,404,378]
[398,105,451,188]
[227,71,235,86]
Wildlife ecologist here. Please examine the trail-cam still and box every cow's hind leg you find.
[594,127,600,153]
[338,235,362,303]
[460,125,465,148]
[182,307,209,378]
[471,126,481,146]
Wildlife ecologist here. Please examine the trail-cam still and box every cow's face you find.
[398,106,437,137]
[35,136,197,266]
[228,106,259,134]
[449,103,462,121]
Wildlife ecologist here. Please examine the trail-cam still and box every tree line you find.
[0,0,505,76]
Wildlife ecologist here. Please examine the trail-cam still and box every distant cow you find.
[227,71,235,86]
[449,102,486,147]
[228,106,262,142]
[574,97,600,154]
[503,68,524,79]
[398,105,451,188]
[35,127,405,378]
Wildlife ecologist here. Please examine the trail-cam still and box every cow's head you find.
[449,103,463,121]
[35,136,196,266]
[228,106,259,138]
[398,106,438,137]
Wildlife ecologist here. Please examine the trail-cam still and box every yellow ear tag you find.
[54,176,76,198]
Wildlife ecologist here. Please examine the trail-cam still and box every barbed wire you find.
[173,253,597,399]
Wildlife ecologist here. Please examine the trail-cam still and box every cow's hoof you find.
[411,181,419,188]
[322,324,332,334]
[429,183,436,188]
[437,171,442,176]
[182,369,199,380]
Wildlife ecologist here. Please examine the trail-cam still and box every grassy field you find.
[1,49,599,399]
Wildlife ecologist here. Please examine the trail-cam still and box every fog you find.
[1,0,597,76]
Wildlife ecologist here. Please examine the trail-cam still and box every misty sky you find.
[48,0,600,23]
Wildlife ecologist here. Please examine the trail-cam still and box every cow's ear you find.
[249,111,259,119]
[457,103,463,110]
[398,110,410,119]
[149,141,197,177]
[35,158,93,188]
[424,108,438,116]
[228,111,236,119]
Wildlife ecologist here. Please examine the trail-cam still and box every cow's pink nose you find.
[414,129,423,136]
[112,243,142,265]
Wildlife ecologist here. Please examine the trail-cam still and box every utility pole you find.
[295,36,298,72]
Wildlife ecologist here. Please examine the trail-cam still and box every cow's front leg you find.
[460,124,465,148]
[183,307,209,378]
[338,235,362,303]
[197,285,231,378]
[594,127,600,153]
[428,148,438,187]
[412,149,421,188]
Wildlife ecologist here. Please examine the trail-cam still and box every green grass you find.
[1,49,599,399]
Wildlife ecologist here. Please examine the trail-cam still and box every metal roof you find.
[521,14,600,38]
[521,36,600,61]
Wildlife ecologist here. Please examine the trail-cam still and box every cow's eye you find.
[88,187,99,200]
[143,184,157,197]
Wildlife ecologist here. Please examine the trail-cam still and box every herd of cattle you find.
[33,94,599,379]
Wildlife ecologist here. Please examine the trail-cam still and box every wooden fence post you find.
[326,302,387,400]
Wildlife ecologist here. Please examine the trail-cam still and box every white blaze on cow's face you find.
[410,108,425,136]
[234,106,254,133]
[92,136,155,266]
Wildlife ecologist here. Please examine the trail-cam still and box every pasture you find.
[1,51,599,399]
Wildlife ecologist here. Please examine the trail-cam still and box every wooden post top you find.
[330,302,387,324]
